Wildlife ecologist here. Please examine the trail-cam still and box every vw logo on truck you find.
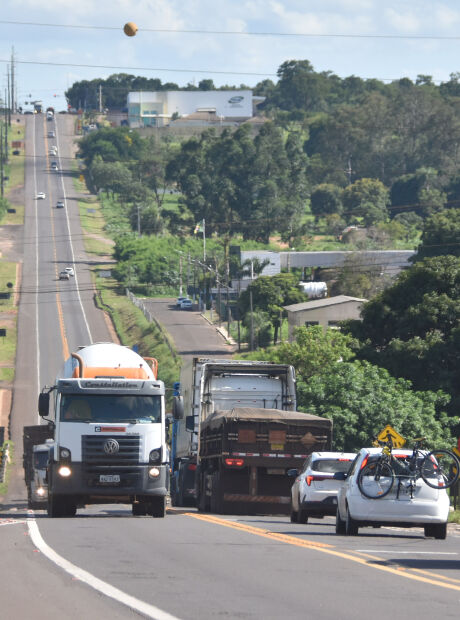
[103,438,120,455]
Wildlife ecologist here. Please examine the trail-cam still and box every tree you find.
[239,273,306,344]
[310,184,343,218]
[342,178,389,225]
[344,255,460,415]
[416,208,460,259]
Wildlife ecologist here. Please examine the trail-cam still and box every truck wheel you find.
[48,494,66,518]
[149,496,166,518]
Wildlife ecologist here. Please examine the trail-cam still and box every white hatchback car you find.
[335,447,450,539]
[289,451,356,523]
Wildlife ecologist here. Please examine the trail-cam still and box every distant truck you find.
[171,358,298,507]
[38,342,169,518]
[33,101,43,114]
[23,425,54,509]
[197,407,332,514]
[46,107,54,121]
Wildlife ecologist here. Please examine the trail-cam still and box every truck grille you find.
[82,435,141,465]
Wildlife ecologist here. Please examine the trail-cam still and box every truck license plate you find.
[99,474,120,484]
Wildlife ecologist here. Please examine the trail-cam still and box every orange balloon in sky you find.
[123,22,138,37]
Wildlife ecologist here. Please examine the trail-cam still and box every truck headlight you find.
[58,466,72,477]
[148,467,160,478]
[36,487,46,496]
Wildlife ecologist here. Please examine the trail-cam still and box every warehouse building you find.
[127,90,264,128]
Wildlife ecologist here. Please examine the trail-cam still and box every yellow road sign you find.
[454,446,460,459]
[376,425,406,448]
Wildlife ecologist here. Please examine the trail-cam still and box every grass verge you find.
[0,441,14,497]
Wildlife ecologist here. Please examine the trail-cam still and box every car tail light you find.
[225,458,244,467]
[187,463,197,471]
[360,455,369,470]
[306,475,328,485]
[338,458,352,461]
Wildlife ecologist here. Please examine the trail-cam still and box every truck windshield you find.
[60,394,161,423]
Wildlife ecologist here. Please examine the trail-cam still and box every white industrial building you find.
[127,90,263,128]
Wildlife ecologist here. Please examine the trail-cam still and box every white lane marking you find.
[54,119,93,344]
[356,550,457,555]
[27,519,180,620]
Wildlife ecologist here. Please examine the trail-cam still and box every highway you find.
[0,114,460,619]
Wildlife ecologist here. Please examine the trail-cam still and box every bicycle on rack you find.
[357,435,460,500]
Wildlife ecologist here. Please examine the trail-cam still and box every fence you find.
[126,290,179,362]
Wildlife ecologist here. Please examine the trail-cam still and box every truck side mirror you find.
[38,393,50,417]
[185,415,195,432]
[172,395,184,420]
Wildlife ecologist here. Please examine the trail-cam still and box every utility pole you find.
[99,84,102,113]
[179,254,183,296]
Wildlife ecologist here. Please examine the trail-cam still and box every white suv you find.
[289,451,356,523]
[335,447,450,539]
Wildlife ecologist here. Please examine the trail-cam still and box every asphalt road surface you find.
[1,114,460,620]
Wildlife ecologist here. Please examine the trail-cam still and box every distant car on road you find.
[64,267,75,277]
[59,271,70,280]
[56,200,65,209]
[180,299,193,310]
[47,130,55,138]
[36,192,46,200]
[335,447,451,538]
[289,452,356,523]
[49,148,57,155]
[176,296,187,307]
[51,163,58,171]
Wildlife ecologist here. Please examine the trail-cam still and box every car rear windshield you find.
[311,458,352,473]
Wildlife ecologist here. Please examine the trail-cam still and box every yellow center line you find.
[44,117,69,360]
[185,512,460,592]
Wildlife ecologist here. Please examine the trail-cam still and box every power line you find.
[2,20,460,41]
[0,58,276,78]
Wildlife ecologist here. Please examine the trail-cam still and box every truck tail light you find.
[187,463,197,471]
[225,458,244,467]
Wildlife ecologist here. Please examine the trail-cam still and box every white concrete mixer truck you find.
[38,343,169,518]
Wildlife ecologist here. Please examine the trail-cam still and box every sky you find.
[2,0,460,111]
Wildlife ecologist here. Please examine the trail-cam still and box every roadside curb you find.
[200,313,237,346]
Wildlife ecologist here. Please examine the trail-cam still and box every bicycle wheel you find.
[357,461,394,499]
[420,449,460,489]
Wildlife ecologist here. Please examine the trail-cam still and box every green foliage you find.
[310,184,343,218]
[297,361,452,451]
[342,178,390,226]
[167,123,309,241]
[79,127,144,166]
[239,273,305,344]
[416,208,460,259]
[0,197,9,220]
[344,255,460,416]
